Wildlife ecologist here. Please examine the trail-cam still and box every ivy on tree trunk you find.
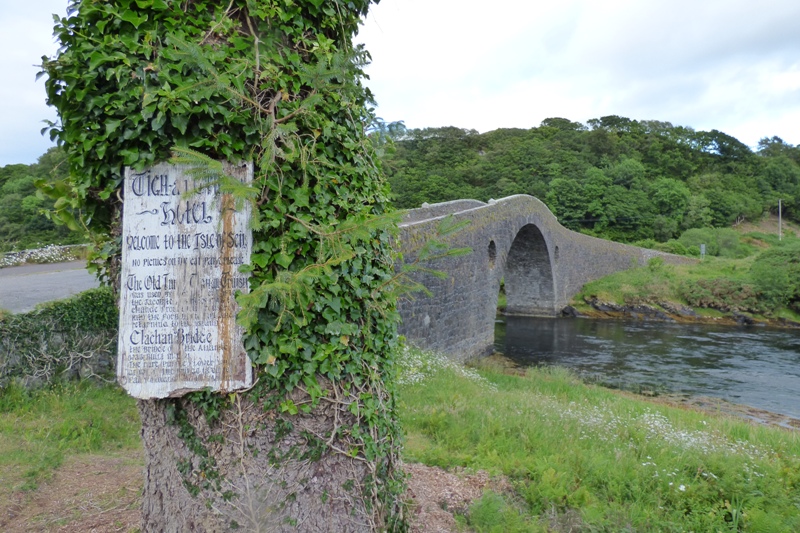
[43,1,406,530]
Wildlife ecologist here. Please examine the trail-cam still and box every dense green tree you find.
[545,177,585,229]
[0,147,76,250]
[760,156,799,209]
[605,157,646,189]
[757,136,800,164]
[649,178,691,234]
[682,194,714,230]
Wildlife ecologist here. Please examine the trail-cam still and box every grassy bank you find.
[573,253,800,325]
[2,354,799,531]
[0,382,140,493]
[397,350,800,532]
[570,221,800,325]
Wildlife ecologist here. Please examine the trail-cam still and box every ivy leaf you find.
[250,253,269,268]
[105,119,122,135]
[171,114,189,135]
[275,253,293,268]
[279,400,298,415]
[136,0,169,9]
[88,51,110,71]
[288,187,310,208]
[120,10,148,29]
[152,111,167,132]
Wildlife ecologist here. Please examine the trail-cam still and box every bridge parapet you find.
[401,199,487,225]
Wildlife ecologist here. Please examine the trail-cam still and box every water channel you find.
[495,316,800,420]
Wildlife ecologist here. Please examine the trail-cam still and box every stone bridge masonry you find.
[396,194,692,361]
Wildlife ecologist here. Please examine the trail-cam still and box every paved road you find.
[0,261,100,314]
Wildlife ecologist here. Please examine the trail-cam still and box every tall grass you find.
[398,350,800,532]
[0,381,140,491]
[3,352,798,531]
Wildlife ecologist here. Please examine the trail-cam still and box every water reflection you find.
[495,316,800,419]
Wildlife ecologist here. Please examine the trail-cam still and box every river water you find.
[495,316,800,420]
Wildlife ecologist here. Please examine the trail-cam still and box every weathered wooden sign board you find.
[117,162,253,399]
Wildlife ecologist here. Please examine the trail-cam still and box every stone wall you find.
[397,195,693,361]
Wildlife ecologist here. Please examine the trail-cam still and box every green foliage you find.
[38,286,118,332]
[383,118,800,243]
[750,240,800,311]
[0,147,79,251]
[679,227,719,256]
[716,227,754,258]
[43,0,405,526]
[399,355,800,532]
[678,227,756,258]
[0,287,118,386]
[466,492,540,533]
[679,278,765,314]
[165,398,225,497]
[652,239,687,255]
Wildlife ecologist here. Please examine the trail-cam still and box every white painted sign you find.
[117,162,253,399]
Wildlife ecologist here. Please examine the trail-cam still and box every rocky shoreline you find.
[562,297,800,329]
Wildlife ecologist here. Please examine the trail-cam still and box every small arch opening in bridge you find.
[503,223,556,316]
[488,240,497,268]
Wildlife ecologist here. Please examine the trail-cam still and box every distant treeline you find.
[4,117,800,251]
[0,147,81,252]
[380,116,800,243]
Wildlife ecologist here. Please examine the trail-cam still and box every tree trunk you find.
[44,2,404,529]
[139,383,393,532]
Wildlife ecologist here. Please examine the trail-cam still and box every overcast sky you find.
[2,0,799,167]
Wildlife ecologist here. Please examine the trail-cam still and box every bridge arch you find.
[504,223,556,317]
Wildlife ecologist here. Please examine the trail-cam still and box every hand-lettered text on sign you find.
[117,162,253,399]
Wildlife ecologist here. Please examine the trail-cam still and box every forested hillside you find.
[0,147,81,251]
[382,117,800,244]
[3,117,799,252]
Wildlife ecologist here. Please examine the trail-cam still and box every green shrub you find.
[632,238,658,250]
[750,240,800,311]
[0,288,118,387]
[654,239,688,256]
[679,228,718,256]
[716,228,753,258]
[679,278,764,313]
[467,492,540,533]
[678,228,756,258]
[35,286,118,332]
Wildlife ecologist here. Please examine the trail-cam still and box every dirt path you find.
[0,452,499,533]
[0,453,144,533]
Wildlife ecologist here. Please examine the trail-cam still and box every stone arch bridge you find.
[397,195,690,361]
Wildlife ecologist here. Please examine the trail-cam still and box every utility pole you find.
[779,198,782,241]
